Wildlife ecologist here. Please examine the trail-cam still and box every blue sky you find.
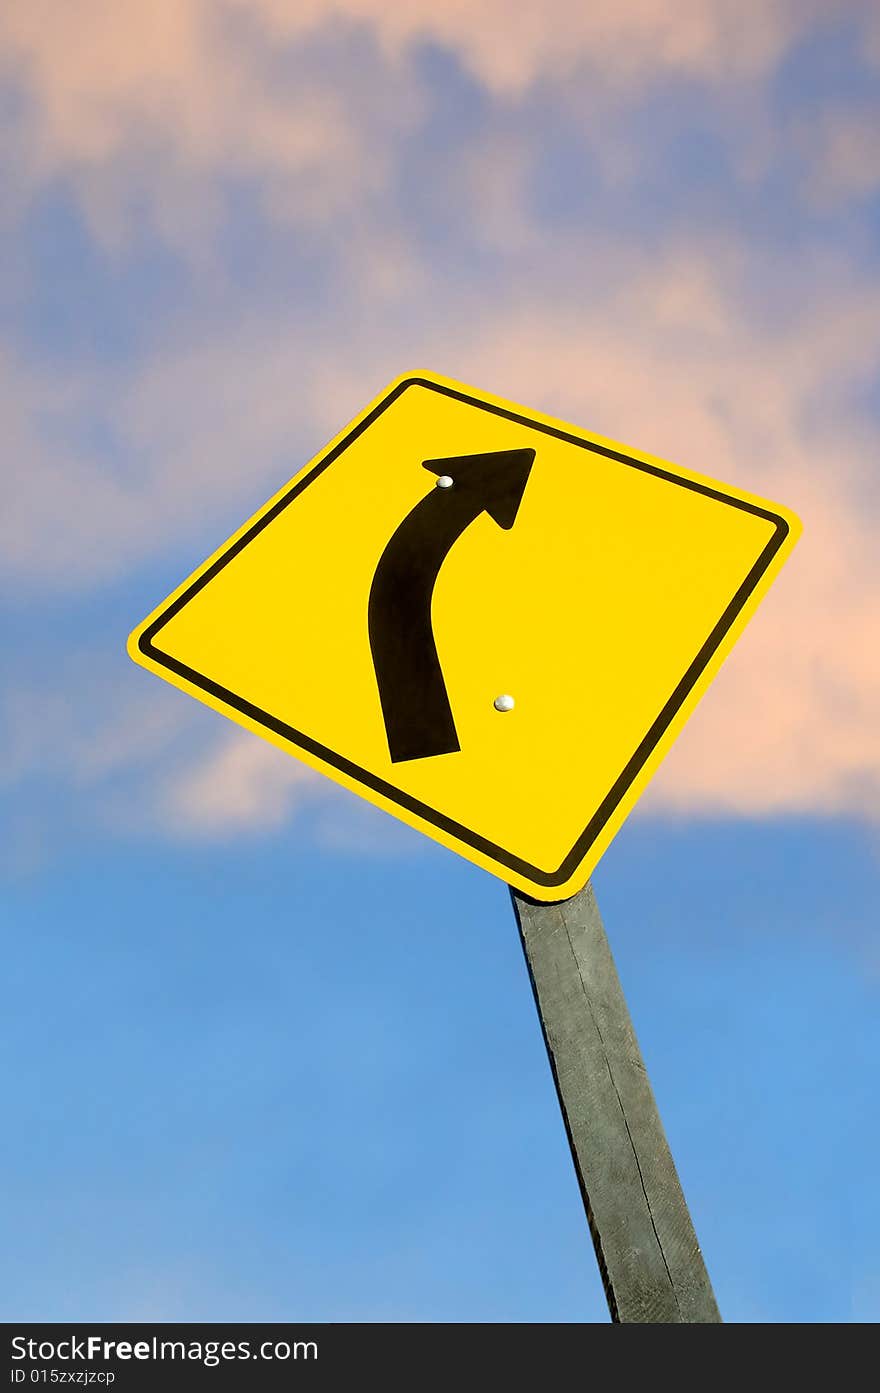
[2,1,879,1321]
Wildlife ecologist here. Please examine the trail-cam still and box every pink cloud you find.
[164,732,322,835]
[249,0,810,92]
[1,1,862,189]
[2,0,879,834]
[805,105,880,207]
[2,0,875,258]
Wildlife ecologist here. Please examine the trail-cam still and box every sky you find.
[2,0,879,1322]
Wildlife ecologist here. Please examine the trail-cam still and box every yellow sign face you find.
[128,370,800,900]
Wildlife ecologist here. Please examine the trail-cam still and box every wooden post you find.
[510,881,721,1323]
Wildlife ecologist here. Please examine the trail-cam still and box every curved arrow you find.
[368,447,535,763]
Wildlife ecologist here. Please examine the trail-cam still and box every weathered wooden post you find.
[511,881,721,1323]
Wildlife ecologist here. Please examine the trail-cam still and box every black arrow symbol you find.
[368,447,535,764]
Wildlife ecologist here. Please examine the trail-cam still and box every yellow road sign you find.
[128,370,800,900]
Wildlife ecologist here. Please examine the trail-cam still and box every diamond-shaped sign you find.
[128,370,800,899]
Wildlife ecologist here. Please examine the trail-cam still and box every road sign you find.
[128,369,800,900]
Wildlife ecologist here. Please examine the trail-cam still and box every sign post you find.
[511,881,721,1323]
[128,368,799,1322]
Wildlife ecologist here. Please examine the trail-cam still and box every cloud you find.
[2,1,867,239]
[0,333,366,591]
[163,732,322,835]
[248,0,810,93]
[1,2,423,250]
[0,656,199,873]
[805,104,880,208]
[2,0,876,279]
[0,0,836,156]
[2,0,880,837]
[641,496,880,821]
[161,727,419,852]
[0,651,406,865]
[0,658,191,795]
